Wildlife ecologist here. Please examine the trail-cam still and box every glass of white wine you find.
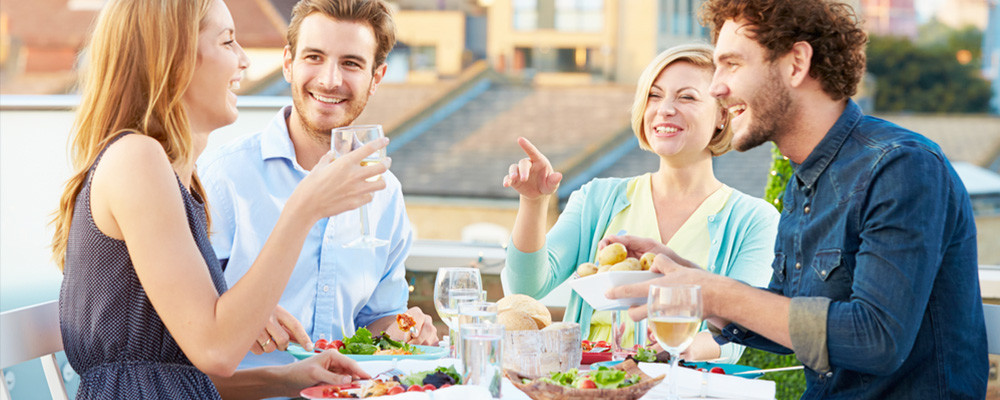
[433,267,482,357]
[330,124,388,248]
[647,284,702,400]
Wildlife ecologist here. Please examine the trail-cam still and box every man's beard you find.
[290,83,371,143]
[732,66,795,152]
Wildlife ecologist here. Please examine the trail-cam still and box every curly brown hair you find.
[699,0,867,100]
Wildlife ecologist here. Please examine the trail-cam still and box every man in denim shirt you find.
[606,0,988,398]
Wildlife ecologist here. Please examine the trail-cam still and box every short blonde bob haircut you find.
[629,43,733,156]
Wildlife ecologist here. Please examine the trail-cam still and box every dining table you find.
[346,357,777,400]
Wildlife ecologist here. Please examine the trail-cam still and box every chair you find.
[0,300,69,400]
[985,303,1000,355]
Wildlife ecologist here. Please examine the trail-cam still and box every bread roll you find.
[497,294,552,328]
[498,310,539,331]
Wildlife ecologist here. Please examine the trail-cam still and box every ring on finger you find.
[260,337,272,348]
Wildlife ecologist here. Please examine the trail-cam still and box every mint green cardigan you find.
[502,177,779,363]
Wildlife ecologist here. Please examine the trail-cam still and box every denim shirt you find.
[721,100,987,399]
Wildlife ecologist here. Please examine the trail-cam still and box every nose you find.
[236,42,250,71]
[317,64,343,89]
[709,70,728,99]
[656,98,677,116]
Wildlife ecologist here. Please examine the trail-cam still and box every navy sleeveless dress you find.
[59,133,228,399]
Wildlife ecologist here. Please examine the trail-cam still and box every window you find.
[410,45,436,72]
[554,0,603,32]
[513,0,538,30]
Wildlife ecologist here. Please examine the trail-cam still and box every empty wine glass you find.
[433,267,482,357]
[331,124,388,248]
[648,284,702,400]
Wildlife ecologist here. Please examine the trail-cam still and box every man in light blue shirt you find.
[198,0,437,370]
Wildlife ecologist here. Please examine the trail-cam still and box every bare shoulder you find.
[90,133,182,212]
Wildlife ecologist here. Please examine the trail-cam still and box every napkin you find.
[638,362,776,400]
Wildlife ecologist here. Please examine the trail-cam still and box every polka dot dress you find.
[59,133,228,399]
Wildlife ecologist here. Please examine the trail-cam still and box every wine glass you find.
[648,284,702,400]
[331,125,389,248]
[433,267,483,357]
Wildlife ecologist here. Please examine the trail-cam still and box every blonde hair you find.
[51,0,213,271]
[630,43,733,156]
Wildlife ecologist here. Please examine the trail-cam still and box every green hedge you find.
[745,145,806,400]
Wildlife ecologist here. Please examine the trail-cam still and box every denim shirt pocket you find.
[772,253,786,283]
[810,249,843,281]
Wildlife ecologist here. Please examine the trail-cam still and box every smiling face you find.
[643,61,722,160]
[183,0,249,134]
[710,19,795,152]
[283,13,386,142]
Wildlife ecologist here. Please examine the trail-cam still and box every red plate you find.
[580,351,613,364]
[300,382,361,399]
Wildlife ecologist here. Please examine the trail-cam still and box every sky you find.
[915,0,946,23]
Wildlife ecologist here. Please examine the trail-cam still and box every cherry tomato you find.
[439,383,452,389]
[423,383,437,391]
[406,385,424,392]
[595,340,608,348]
[330,340,344,350]
[697,368,708,372]
[315,339,329,350]
[710,366,726,374]
[387,386,405,395]
[579,379,597,389]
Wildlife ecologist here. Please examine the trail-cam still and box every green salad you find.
[338,327,420,355]
[531,366,641,389]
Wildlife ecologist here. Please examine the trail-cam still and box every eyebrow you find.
[650,84,701,94]
[715,52,741,63]
[217,27,234,37]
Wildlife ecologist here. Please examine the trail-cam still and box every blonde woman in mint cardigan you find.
[500,44,778,364]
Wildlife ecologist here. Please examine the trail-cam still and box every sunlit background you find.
[1,0,998,398]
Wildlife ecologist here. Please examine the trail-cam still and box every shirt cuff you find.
[788,296,832,373]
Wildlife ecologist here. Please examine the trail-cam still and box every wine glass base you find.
[343,236,389,248]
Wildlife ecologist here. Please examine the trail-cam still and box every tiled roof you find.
[0,0,97,48]
[229,0,287,48]
[389,82,635,198]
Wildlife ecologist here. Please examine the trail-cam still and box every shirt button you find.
[804,205,811,214]
[820,270,827,277]
[825,372,833,378]
[319,333,326,340]
[708,216,715,222]
[732,329,739,334]
[323,285,330,292]
[795,262,802,270]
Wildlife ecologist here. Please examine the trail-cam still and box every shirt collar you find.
[260,105,297,162]
[793,99,863,190]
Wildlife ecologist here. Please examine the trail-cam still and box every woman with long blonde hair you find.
[52,0,385,397]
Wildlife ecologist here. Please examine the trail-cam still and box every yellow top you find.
[588,173,732,346]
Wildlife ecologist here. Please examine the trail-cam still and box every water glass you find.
[610,310,647,360]
[460,323,504,399]
[433,267,483,357]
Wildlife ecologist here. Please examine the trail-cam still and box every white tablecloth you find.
[356,358,776,400]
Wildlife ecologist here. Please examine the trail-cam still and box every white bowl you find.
[568,271,662,311]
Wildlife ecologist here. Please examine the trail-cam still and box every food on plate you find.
[609,257,641,272]
[507,359,664,400]
[361,379,401,397]
[639,252,655,271]
[581,339,609,352]
[325,327,420,355]
[597,243,628,266]
[497,294,552,329]
[577,262,599,277]
[395,313,416,333]
[400,365,461,388]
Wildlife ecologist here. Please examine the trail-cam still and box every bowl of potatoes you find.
[568,243,661,311]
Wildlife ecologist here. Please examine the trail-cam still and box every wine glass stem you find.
[669,352,680,399]
[359,204,372,237]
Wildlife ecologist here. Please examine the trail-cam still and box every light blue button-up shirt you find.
[198,106,414,369]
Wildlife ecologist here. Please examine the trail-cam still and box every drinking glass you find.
[460,323,504,399]
[330,124,388,248]
[647,284,702,400]
[610,310,646,360]
[433,267,482,357]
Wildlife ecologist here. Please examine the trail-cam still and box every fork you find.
[373,359,405,381]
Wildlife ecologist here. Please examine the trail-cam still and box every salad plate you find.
[287,343,447,361]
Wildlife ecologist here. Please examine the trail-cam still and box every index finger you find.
[339,137,389,164]
[517,137,550,164]
[276,311,313,352]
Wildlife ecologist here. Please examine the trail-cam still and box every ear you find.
[282,45,294,83]
[369,63,388,95]
[788,41,812,88]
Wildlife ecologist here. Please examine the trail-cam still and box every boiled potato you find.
[640,252,656,271]
[597,242,627,266]
[577,262,599,277]
[597,265,612,274]
[609,257,641,271]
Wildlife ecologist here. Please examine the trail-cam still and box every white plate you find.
[568,271,661,311]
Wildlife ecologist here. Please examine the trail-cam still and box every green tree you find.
[866,28,992,113]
